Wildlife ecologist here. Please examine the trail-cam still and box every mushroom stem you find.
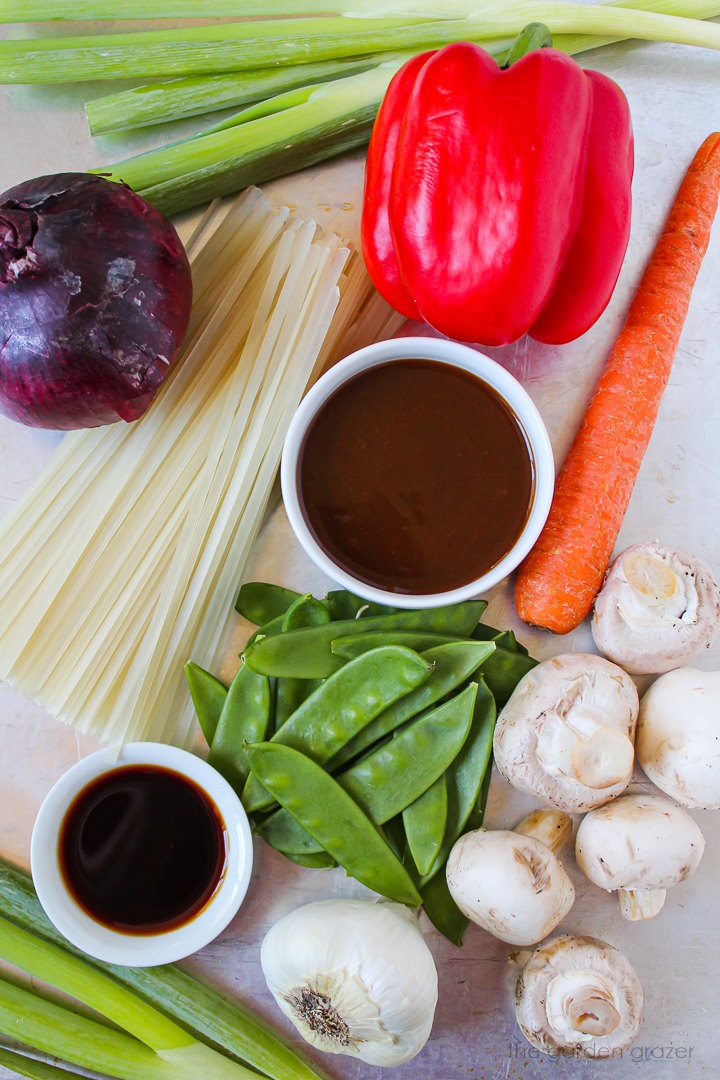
[617,887,667,921]
[570,724,635,790]
[514,809,573,854]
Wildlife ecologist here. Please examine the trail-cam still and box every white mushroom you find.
[445,809,574,946]
[592,541,720,674]
[493,654,638,813]
[514,934,644,1058]
[575,792,704,920]
[636,667,720,808]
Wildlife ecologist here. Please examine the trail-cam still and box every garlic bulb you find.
[260,899,438,1067]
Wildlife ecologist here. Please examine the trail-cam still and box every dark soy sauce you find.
[298,359,534,595]
[59,765,227,934]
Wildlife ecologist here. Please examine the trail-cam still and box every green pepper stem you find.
[502,21,553,66]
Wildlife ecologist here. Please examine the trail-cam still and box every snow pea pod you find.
[243,601,486,678]
[493,628,530,657]
[420,867,469,947]
[325,590,400,621]
[208,662,271,793]
[330,640,494,769]
[275,595,329,728]
[473,623,530,657]
[282,851,337,869]
[242,645,432,812]
[403,774,448,877]
[420,678,496,885]
[244,743,421,907]
[185,661,227,746]
[235,581,301,624]
[259,684,476,854]
[331,631,460,659]
[244,612,286,650]
[482,646,536,703]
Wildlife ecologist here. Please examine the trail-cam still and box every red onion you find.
[0,173,193,429]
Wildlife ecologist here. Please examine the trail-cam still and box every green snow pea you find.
[275,595,329,728]
[242,645,432,812]
[330,640,494,769]
[259,684,476,855]
[466,759,494,833]
[244,612,286,650]
[325,590,400,621]
[331,632,460,659]
[243,601,486,678]
[208,663,271,793]
[235,581,301,624]
[481,646,536,703]
[282,851,337,869]
[382,816,407,861]
[403,774,448,877]
[244,743,421,906]
[185,661,227,746]
[420,869,469,947]
[421,678,496,885]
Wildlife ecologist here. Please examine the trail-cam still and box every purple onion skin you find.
[0,172,193,429]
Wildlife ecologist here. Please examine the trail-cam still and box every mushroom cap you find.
[592,542,720,675]
[575,793,705,891]
[493,653,639,813]
[445,828,574,946]
[636,668,720,808]
[514,934,644,1057]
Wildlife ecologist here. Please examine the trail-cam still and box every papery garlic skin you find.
[260,899,437,1067]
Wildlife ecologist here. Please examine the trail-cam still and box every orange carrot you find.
[516,132,720,635]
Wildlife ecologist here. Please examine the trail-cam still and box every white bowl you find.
[31,743,253,967]
[281,336,554,609]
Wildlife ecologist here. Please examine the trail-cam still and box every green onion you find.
[94,61,405,210]
[0,1047,85,1080]
[3,4,720,83]
[92,0,719,217]
[0,859,328,1080]
[0,915,257,1080]
[0,0,364,19]
[0,16,463,83]
[86,55,383,135]
[0,973,205,1080]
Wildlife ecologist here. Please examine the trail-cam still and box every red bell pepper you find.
[361,40,634,347]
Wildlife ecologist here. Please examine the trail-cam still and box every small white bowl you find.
[281,336,554,609]
[31,743,253,967]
